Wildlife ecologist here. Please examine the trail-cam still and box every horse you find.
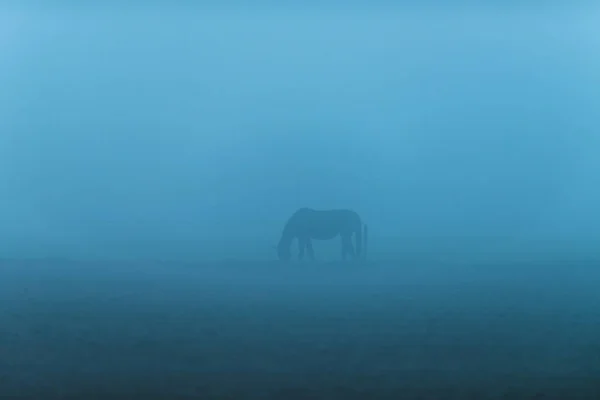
[276,208,368,261]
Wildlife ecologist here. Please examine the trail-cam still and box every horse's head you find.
[275,243,291,261]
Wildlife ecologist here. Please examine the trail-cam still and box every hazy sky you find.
[1,4,599,258]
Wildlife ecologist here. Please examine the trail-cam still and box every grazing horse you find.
[276,208,368,261]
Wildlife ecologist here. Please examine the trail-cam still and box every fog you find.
[2,4,599,260]
[1,4,600,398]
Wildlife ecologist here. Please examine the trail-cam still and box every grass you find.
[1,256,600,399]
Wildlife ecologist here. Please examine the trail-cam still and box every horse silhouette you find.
[276,208,368,261]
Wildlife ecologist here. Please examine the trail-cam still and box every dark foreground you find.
[1,257,599,399]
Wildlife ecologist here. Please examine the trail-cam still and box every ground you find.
[1,257,599,399]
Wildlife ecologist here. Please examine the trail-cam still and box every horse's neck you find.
[278,225,296,246]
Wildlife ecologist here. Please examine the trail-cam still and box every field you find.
[1,256,600,399]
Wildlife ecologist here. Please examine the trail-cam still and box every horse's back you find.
[330,209,362,231]
[289,208,361,234]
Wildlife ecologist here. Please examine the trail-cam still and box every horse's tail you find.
[363,223,368,261]
[355,222,368,261]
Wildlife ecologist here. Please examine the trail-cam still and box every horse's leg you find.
[346,239,356,260]
[341,234,354,261]
[306,238,315,261]
[298,236,307,261]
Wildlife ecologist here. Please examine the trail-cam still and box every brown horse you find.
[276,208,368,261]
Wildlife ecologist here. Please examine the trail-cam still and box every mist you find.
[1,4,598,260]
[2,4,600,398]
